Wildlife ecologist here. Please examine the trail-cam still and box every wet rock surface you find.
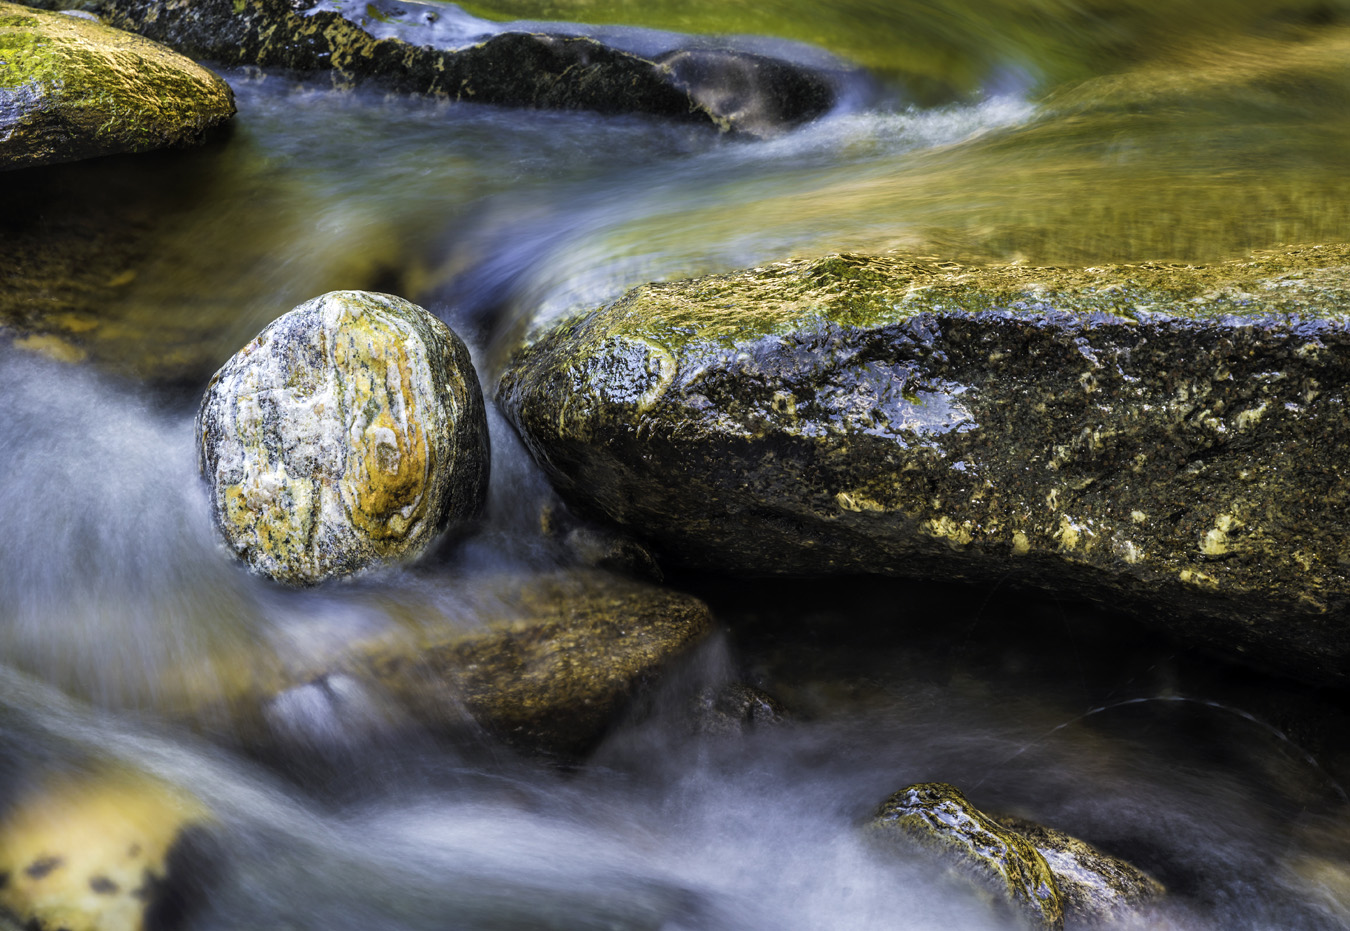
[690,682,785,737]
[37,0,837,133]
[653,47,837,136]
[158,570,714,759]
[869,782,1065,929]
[498,245,1350,684]
[197,290,488,585]
[0,767,212,931]
[996,815,1165,928]
[0,2,234,170]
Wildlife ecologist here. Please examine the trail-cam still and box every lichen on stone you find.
[869,782,1065,929]
[197,290,488,585]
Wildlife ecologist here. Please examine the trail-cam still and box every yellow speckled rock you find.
[0,3,235,170]
[0,767,209,931]
[995,815,1164,928]
[869,782,1065,929]
[196,290,489,585]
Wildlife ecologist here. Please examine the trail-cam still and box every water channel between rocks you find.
[3,7,1350,929]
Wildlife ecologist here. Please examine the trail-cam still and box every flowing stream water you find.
[3,1,1350,928]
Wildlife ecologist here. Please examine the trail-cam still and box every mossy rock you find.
[0,2,234,170]
[197,291,489,585]
[498,245,1350,685]
[53,0,836,133]
[156,569,714,759]
[869,782,1065,929]
[995,815,1164,928]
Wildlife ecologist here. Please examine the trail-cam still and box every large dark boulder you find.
[34,0,837,133]
[498,245,1350,684]
[0,2,233,170]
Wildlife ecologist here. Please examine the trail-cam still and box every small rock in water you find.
[691,682,786,736]
[868,782,1065,929]
[995,815,1164,928]
[196,290,489,585]
[0,767,214,931]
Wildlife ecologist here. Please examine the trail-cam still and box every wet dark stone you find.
[655,47,837,134]
[32,0,838,133]
[498,246,1350,685]
[692,682,786,736]
[868,782,1064,929]
[142,825,225,931]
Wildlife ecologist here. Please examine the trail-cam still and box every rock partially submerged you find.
[197,291,488,585]
[50,0,839,134]
[869,782,1065,929]
[867,783,1163,930]
[158,569,714,759]
[0,2,234,170]
[996,815,1165,928]
[0,767,213,931]
[499,245,1350,684]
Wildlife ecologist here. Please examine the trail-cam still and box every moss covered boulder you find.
[0,3,233,170]
[197,291,489,585]
[33,0,835,133]
[499,245,1350,684]
[869,782,1065,929]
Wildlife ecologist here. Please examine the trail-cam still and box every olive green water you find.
[1,1,1350,929]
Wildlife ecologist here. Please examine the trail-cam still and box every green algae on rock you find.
[52,0,835,133]
[498,245,1350,685]
[869,782,1065,929]
[197,290,489,585]
[0,2,234,170]
[995,815,1164,928]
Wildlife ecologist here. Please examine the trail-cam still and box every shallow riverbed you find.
[2,1,1350,928]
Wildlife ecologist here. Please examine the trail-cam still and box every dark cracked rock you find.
[498,245,1350,685]
[30,0,839,133]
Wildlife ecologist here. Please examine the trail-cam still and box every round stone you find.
[196,290,488,584]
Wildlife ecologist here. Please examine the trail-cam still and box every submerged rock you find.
[0,2,234,170]
[691,682,786,737]
[31,0,836,134]
[0,767,213,931]
[197,290,488,585]
[869,782,1064,929]
[996,815,1164,928]
[159,570,714,759]
[498,245,1350,684]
